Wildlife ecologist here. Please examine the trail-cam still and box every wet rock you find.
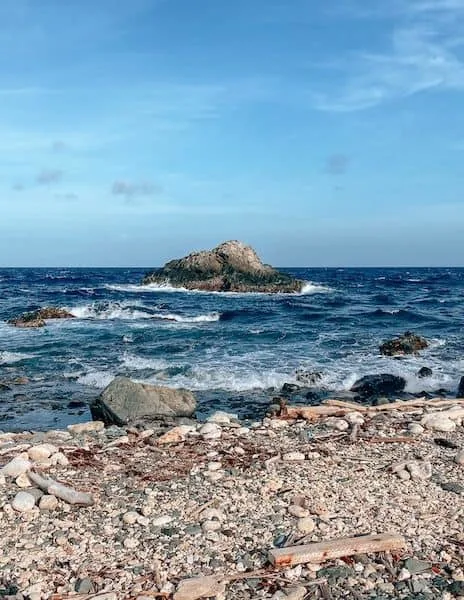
[295,370,322,385]
[90,377,197,426]
[142,240,303,293]
[379,331,428,356]
[351,374,406,399]
[12,491,36,512]
[458,376,464,398]
[417,367,433,378]
[8,307,74,328]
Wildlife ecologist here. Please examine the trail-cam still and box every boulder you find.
[417,367,432,379]
[8,307,74,328]
[90,377,197,426]
[351,374,406,400]
[379,331,428,356]
[295,370,323,385]
[142,240,303,293]
[458,376,464,398]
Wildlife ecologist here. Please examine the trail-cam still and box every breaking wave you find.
[0,351,34,365]
[67,302,220,323]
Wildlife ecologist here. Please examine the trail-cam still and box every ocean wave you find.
[121,354,169,370]
[0,351,34,365]
[68,301,220,323]
[106,280,332,296]
[77,370,115,388]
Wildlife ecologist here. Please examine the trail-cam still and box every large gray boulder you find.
[142,240,303,293]
[90,377,197,426]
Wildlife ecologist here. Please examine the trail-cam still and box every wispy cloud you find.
[111,180,162,202]
[314,1,464,111]
[36,168,63,185]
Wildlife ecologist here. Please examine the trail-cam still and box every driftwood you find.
[280,398,464,421]
[27,470,94,506]
[268,532,406,567]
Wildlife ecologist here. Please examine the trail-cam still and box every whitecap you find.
[77,370,115,388]
[121,354,169,370]
[0,351,34,365]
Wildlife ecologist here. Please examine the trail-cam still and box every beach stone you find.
[0,457,32,478]
[26,487,44,502]
[208,461,222,471]
[199,422,222,440]
[28,444,58,461]
[68,421,105,435]
[404,558,431,575]
[207,410,237,424]
[297,517,316,534]
[12,491,35,512]
[124,537,139,549]
[288,505,309,518]
[39,495,58,510]
[52,452,69,466]
[455,450,464,465]
[344,412,365,426]
[152,515,173,527]
[123,511,139,525]
[284,586,307,600]
[325,418,349,431]
[202,520,221,532]
[408,423,425,434]
[75,578,95,594]
[380,332,428,356]
[157,426,191,445]
[15,472,32,488]
[174,575,226,600]
[282,451,305,462]
[90,376,197,426]
[408,461,432,480]
[201,508,225,522]
[421,414,456,432]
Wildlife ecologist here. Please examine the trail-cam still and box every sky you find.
[1,0,464,267]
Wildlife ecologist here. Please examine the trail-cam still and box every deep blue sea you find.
[0,267,463,431]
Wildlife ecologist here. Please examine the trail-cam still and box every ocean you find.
[0,267,463,431]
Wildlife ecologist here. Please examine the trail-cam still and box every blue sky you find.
[1,0,464,266]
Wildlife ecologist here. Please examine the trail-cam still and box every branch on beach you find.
[27,470,94,506]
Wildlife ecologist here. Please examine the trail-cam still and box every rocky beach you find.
[1,392,464,600]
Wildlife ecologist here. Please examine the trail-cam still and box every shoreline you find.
[1,399,464,599]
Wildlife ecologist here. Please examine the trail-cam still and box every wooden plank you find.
[268,532,406,567]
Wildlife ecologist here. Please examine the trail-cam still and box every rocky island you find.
[142,240,304,293]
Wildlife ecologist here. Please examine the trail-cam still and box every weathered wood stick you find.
[268,532,406,567]
[282,406,348,420]
[27,470,94,506]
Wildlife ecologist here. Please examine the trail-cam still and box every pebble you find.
[201,508,225,522]
[408,423,425,435]
[123,511,139,524]
[75,578,94,594]
[157,426,191,445]
[174,575,226,600]
[207,461,222,471]
[344,412,365,426]
[288,505,309,518]
[152,515,173,527]
[282,451,305,462]
[407,461,432,480]
[397,568,411,581]
[198,423,222,440]
[67,421,105,434]
[297,516,316,534]
[456,449,464,465]
[39,495,59,511]
[12,491,36,512]
[202,520,221,532]
[123,537,139,549]
[284,586,307,600]
[52,452,69,466]
[0,457,32,478]
[207,411,237,425]
[325,418,349,431]
[15,472,32,488]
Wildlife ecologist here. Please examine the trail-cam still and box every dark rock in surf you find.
[417,367,433,379]
[379,331,428,356]
[142,240,303,293]
[8,307,75,328]
[458,376,464,398]
[351,374,406,400]
[90,376,197,426]
[295,369,323,385]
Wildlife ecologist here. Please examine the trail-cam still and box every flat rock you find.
[90,377,197,426]
[421,414,456,432]
[174,575,226,600]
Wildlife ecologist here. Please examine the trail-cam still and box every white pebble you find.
[297,516,316,534]
[455,449,464,465]
[282,452,305,462]
[288,505,309,518]
[39,495,58,511]
[12,491,36,512]
[68,421,105,434]
[408,423,425,435]
[124,537,139,549]
[152,515,173,527]
[207,461,222,471]
[123,511,139,525]
[0,457,32,478]
[202,520,221,532]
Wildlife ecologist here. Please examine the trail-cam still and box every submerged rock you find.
[379,331,428,356]
[90,376,197,426]
[351,374,406,400]
[417,366,433,378]
[8,307,74,328]
[142,240,303,293]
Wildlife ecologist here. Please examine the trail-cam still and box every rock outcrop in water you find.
[380,331,428,356]
[7,307,75,328]
[90,376,197,426]
[142,240,303,293]
[351,373,406,400]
